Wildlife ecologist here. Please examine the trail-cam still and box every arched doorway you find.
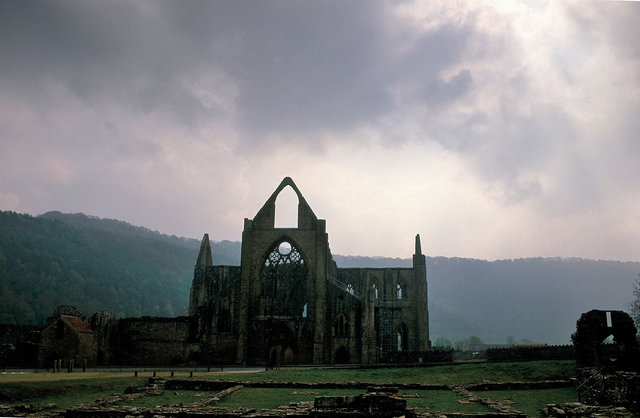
[263,321,298,367]
[335,345,350,364]
[283,346,295,364]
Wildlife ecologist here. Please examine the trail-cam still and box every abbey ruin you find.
[35,177,430,366]
[190,177,430,365]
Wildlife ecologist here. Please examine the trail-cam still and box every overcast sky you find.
[1,1,638,261]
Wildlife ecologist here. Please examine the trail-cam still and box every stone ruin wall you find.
[114,316,200,365]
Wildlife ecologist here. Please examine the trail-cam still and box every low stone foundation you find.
[576,368,640,413]
[158,377,571,392]
[543,402,634,417]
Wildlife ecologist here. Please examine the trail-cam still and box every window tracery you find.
[260,240,307,317]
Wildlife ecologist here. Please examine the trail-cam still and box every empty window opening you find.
[600,334,618,363]
[397,323,409,351]
[396,283,403,299]
[346,283,354,295]
[372,283,378,299]
[302,303,308,318]
[606,311,612,328]
[275,185,299,228]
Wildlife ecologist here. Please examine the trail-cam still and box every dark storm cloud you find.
[0,0,544,205]
[0,1,213,127]
[1,1,488,139]
[162,1,396,135]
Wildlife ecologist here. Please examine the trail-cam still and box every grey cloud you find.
[0,1,489,143]
[423,102,580,206]
[566,1,640,62]
[0,1,214,127]
[201,1,395,135]
[422,69,473,108]
[400,21,477,81]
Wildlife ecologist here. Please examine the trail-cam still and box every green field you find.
[224,360,576,385]
[476,388,577,417]
[0,375,145,410]
[0,361,577,416]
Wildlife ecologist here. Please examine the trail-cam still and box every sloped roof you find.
[60,315,93,333]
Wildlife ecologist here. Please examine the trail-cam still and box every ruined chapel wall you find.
[0,324,40,367]
[191,266,241,332]
[325,281,362,363]
[115,317,198,365]
[337,267,428,354]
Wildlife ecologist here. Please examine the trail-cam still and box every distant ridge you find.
[39,211,242,265]
[333,254,411,268]
[39,211,201,250]
[0,210,637,345]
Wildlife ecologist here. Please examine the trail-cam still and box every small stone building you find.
[38,312,97,368]
[190,177,430,365]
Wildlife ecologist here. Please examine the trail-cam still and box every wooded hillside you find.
[0,211,239,324]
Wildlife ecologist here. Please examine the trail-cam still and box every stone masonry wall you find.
[115,316,199,365]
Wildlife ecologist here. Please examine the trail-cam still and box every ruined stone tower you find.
[189,177,429,365]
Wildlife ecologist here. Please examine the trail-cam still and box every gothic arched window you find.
[260,240,307,317]
[397,323,409,351]
[346,283,354,295]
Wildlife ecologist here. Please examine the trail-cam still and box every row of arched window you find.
[345,282,407,299]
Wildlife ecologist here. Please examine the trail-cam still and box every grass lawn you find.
[206,360,575,386]
[403,389,494,414]
[476,387,578,417]
[0,375,145,410]
[0,361,576,413]
[216,387,364,410]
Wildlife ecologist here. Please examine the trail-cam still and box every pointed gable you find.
[252,177,318,230]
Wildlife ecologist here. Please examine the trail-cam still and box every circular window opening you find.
[278,242,292,255]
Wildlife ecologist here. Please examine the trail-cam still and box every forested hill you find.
[1,210,638,345]
[0,211,240,324]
